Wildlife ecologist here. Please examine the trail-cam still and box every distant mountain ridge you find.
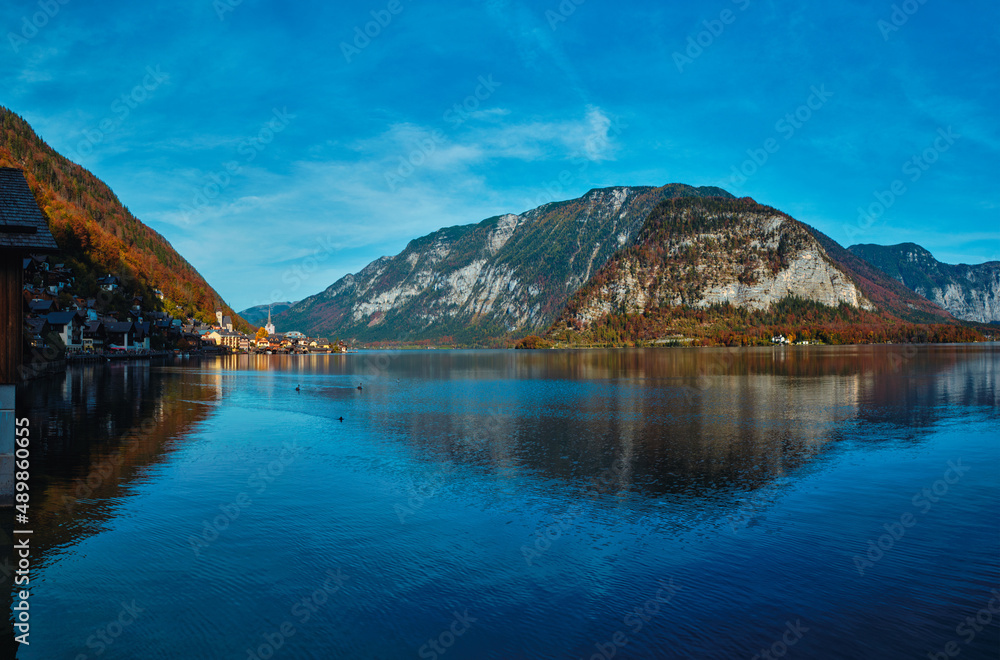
[805,231,955,324]
[277,183,986,345]
[847,243,1000,323]
[239,301,296,326]
[276,184,732,342]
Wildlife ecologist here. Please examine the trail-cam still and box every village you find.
[21,254,347,361]
[199,309,350,355]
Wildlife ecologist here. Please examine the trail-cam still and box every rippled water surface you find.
[7,345,1000,659]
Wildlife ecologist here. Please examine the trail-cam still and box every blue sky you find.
[3,0,998,311]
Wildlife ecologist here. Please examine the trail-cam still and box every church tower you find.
[265,304,276,335]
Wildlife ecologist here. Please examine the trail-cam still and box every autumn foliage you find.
[514,335,553,349]
[0,106,246,329]
[548,297,985,347]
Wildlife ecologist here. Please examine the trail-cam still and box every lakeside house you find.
[83,320,105,350]
[45,310,86,349]
[206,329,242,350]
[104,321,140,350]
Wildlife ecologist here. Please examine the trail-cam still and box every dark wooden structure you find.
[0,167,58,383]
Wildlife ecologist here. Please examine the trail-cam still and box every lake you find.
[6,345,999,659]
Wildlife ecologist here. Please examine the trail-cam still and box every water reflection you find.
[295,345,997,494]
[17,362,220,540]
[13,346,999,528]
[4,345,997,658]
[2,360,223,653]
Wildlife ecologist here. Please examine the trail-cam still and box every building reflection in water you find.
[1,345,995,651]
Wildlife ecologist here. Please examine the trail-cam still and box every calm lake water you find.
[6,346,999,659]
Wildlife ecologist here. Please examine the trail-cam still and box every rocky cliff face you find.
[848,243,1000,323]
[803,229,955,324]
[276,184,731,341]
[276,187,981,345]
[558,197,873,327]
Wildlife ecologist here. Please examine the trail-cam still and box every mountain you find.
[546,196,976,346]
[559,196,873,319]
[276,184,732,342]
[0,106,246,329]
[802,230,955,324]
[276,182,981,347]
[847,243,1000,323]
[239,301,296,327]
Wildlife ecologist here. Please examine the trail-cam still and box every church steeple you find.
[264,303,276,335]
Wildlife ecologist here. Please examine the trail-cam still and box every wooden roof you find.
[0,168,59,252]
